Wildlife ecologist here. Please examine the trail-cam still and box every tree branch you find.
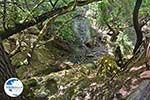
[133,0,143,54]
[49,0,59,8]
[127,80,150,100]
[0,0,101,40]
[3,0,7,31]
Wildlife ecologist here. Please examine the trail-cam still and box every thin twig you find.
[3,0,7,31]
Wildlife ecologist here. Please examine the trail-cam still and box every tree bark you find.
[127,80,150,100]
[0,0,101,99]
[133,0,143,54]
[0,41,25,100]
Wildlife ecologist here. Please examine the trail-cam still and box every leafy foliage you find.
[0,0,150,99]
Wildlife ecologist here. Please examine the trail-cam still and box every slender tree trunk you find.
[0,41,25,100]
[133,0,143,54]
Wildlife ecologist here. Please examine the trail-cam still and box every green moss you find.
[96,55,120,76]
[26,79,37,87]
[45,79,58,95]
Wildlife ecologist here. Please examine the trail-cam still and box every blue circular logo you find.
[4,78,23,97]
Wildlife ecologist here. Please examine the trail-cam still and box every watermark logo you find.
[4,78,23,97]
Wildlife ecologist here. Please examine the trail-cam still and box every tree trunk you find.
[0,42,25,100]
[127,80,150,100]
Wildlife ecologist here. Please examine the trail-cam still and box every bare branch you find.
[0,0,101,40]
[48,0,59,8]
[140,15,150,28]
[53,0,59,8]
[3,0,7,31]
[49,0,54,7]
[133,0,143,54]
